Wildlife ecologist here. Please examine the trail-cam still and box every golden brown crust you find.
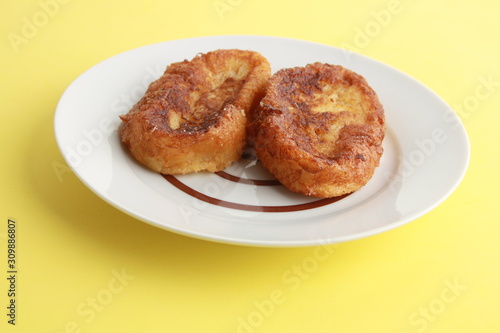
[249,63,385,198]
[119,49,271,174]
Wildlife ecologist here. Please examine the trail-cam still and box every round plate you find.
[54,35,470,247]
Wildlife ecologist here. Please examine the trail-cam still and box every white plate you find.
[54,35,470,247]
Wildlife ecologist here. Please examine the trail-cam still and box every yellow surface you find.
[1,0,499,332]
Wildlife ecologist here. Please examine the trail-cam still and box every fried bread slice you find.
[120,49,271,174]
[249,63,385,198]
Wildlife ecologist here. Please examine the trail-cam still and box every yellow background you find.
[1,0,499,332]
